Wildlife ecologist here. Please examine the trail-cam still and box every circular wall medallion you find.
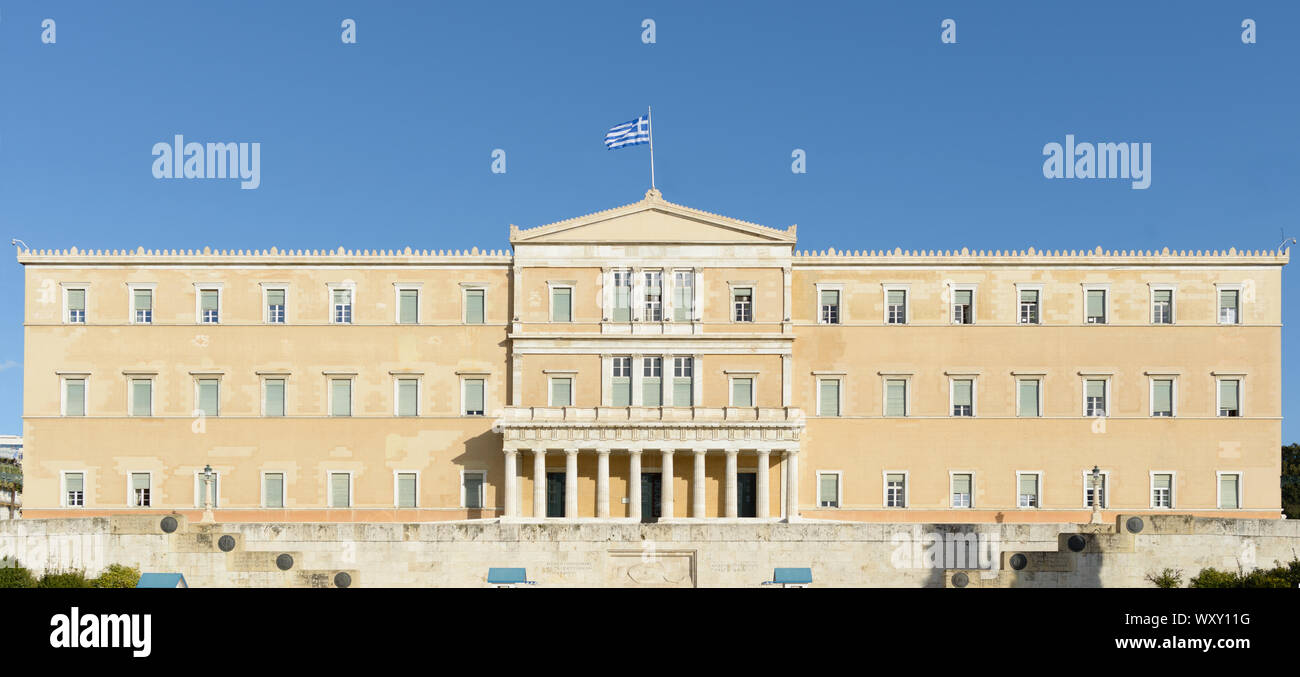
[275,554,294,571]
[1009,553,1028,570]
[1126,517,1145,534]
[334,572,352,588]
[951,572,969,588]
[217,535,236,552]
[1067,535,1087,552]
[160,516,178,533]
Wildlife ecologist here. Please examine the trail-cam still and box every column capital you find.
[755,448,771,456]
[563,447,579,457]
[628,448,643,457]
[724,448,739,457]
[783,448,800,457]
[595,447,611,456]
[692,448,709,455]
[503,447,519,456]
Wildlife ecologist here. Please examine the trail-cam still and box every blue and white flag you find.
[604,115,650,149]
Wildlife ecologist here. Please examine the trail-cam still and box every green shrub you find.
[1191,556,1300,588]
[91,564,141,589]
[1145,568,1183,588]
[36,569,89,588]
[0,565,36,588]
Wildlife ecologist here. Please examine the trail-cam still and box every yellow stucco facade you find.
[17,189,1287,523]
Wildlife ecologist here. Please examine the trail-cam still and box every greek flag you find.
[604,115,650,149]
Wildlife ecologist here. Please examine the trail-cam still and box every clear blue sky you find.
[0,1,1295,442]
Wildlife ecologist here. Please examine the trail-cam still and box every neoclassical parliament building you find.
[17,190,1287,523]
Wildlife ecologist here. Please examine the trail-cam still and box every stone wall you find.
[1,515,1297,587]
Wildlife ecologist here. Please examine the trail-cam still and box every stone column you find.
[564,448,579,519]
[692,449,707,518]
[596,449,610,518]
[628,450,642,521]
[784,449,800,521]
[724,449,739,519]
[660,449,674,519]
[755,449,770,519]
[532,449,546,518]
[504,449,519,518]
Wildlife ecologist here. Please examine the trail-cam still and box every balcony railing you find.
[501,406,804,425]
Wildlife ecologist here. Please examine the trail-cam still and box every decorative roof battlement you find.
[793,246,1290,265]
[15,245,513,265]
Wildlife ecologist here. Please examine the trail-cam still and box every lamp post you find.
[200,464,215,523]
[1089,465,1104,524]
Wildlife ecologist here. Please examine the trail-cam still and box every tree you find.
[1283,443,1300,520]
[0,460,20,519]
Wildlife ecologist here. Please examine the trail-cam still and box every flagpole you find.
[648,105,656,190]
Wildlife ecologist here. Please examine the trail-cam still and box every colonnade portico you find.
[501,445,800,521]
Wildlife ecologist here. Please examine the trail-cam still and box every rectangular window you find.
[330,472,351,508]
[672,271,694,322]
[1151,379,1173,417]
[818,378,841,417]
[732,288,753,322]
[1152,473,1173,508]
[552,287,572,323]
[952,289,973,325]
[1218,289,1239,324]
[200,289,220,323]
[133,289,153,324]
[1218,473,1240,509]
[885,473,906,508]
[642,357,662,406]
[194,471,219,508]
[266,288,286,323]
[396,472,418,508]
[465,288,485,324]
[611,357,632,406]
[265,379,286,417]
[1018,473,1039,508]
[1218,379,1240,417]
[612,270,632,322]
[886,290,907,324]
[197,379,219,417]
[131,473,151,508]
[330,378,352,417]
[263,473,284,508]
[550,377,572,407]
[1017,379,1040,417]
[396,378,419,416]
[951,473,972,508]
[131,379,152,417]
[64,378,86,417]
[952,379,973,417]
[463,471,485,509]
[884,379,907,417]
[731,377,753,407]
[464,378,485,415]
[1019,289,1039,324]
[1085,289,1106,324]
[1085,473,1107,509]
[672,357,693,406]
[333,289,353,324]
[644,271,662,321]
[818,473,840,508]
[1152,289,1173,324]
[65,472,85,507]
[1085,379,1107,417]
[66,288,86,323]
[820,289,840,325]
[398,289,419,324]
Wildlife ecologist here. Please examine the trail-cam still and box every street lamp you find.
[200,464,215,523]
[1089,465,1104,524]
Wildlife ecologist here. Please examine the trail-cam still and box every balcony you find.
[500,406,805,425]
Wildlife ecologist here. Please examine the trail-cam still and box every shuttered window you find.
[550,378,572,407]
[951,473,972,508]
[612,270,632,322]
[1085,379,1107,416]
[131,379,152,416]
[1152,289,1173,324]
[64,379,85,416]
[397,378,418,416]
[396,473,417,508]
[1219,474,1240,509]
[643,271,662,321]
[465,289,485,324]
[265,379,285,417]
[884,379,907,417]
[1218,289,1239,324]
[398,289,419,324]
[330,379,352,417]
[820,289,840,324]
[263,473,284,508]
[952,379,973,416]
[952,289,972,324]
[818,379,840,417]
[611,357,631,406]
[1085,289,1106,324]
[463,472,484,509]
[886,290,906,324]
[731,378,753,407]
[1152,379,1173,416]
[732,288,753,322]
[552,287,572,322]
[464,379,485,415]
[133,289,153,324]
[65,472,84,507]
[1018,474,1039,507]
[197,379,219,417]
[1218,379,1240,417]
[818,473,839,507]
[330,473,350,508]
[67,288,86,323]
[672,271,693,322]
[672,357,693,406]
[1017,379,1040,417]
[266,288,286,323]
[1152,473,1172,508]
[200,290,220,323]
[1019,289,1039,324]
[131,473,151,507]
[642,358,662,406]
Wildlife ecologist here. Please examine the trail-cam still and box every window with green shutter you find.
[951,473,972,508]
[397,378,418,416]
[1218,379,1240,417]
[550,378,572,407]
[330,379,351,417]
[1218,474,1240,509]
[463,472,484,509]
[465,288,485,324]
[65,472,84,507]
[1152,289,1173,324]
[1152,379,1173,416]
[1019,289,1039,324]
[133,289,153,324]
[67,288,86,323]
[1218,289,1239,324]
[642,357,662,406]
[200,289,220,323]
[732,288,753,322]
[1152,473,1172,508]
[672,271,693,322]
[818,379,840,417]
[818,473,839,507]
[396,472,417,508]
[612,270,632,322]
[952,379,973,416]
[672,357,693,406]
[611,357,631,406]
[266,288,286,323]
[731,378,753,407]
[65,378,85,416]
[884,379,906,416]
[552,287,572,322]
[952,289,972,324]
[398,289,419,324]
[330,473,350,508]
[1085,379,1106,416]
[464,378,485,415]
[131,379,152,416]
[264,473,284,508]
[1085,289,1106,324]
[198,379,219,417]
[1017,379,1040,417]
[132,473,151,507]
[886,290,906,324]
[820,289,840,324]
[265,379,285,417]
[1018,474,1039,507]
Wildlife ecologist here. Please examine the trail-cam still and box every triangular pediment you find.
[509,189,797,245]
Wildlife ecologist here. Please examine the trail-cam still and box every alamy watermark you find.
[152,135,261,189]
[1042,134,1151,190]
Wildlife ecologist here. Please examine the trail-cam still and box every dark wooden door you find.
[546,472,565,517]
[641,473,662,522]
[738,472,757,518]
